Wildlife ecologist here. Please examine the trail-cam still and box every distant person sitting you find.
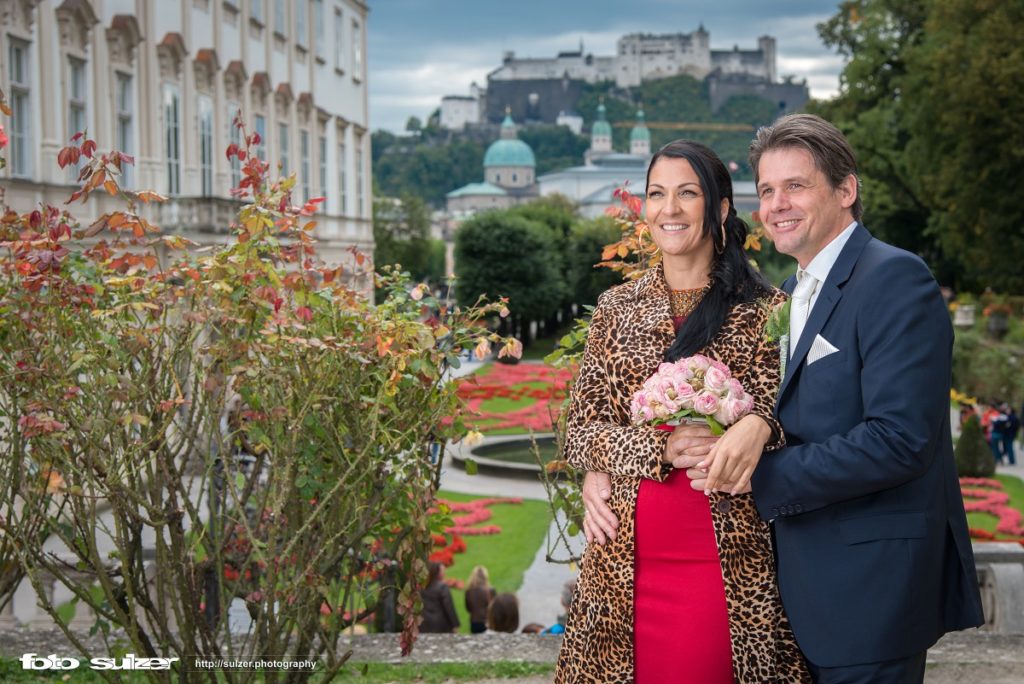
[521,622,546,634]
[464,565,496,634]
[486,593,519,633]
[542,578,576,635]
[419,562,460,634]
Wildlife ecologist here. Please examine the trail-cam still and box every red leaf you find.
[81,139,97,158]
[225,143,238,160]
[70,132,84,143]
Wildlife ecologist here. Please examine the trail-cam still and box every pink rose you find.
[692,391,720,416]
[703,366,730,393]
[725,378,745,398]
[688,354,712,373]
[715,394,754,425]
[671,381,697,410]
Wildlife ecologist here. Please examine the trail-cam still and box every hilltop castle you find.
[441,27,808,129]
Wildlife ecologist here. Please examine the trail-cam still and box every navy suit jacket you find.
[751,224,984,667]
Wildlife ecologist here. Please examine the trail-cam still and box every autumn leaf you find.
[87,169,106,191]
[104,180,118,196]
[84,214,108,237]
[136,190,167,203]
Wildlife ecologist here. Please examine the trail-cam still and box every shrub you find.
[955,415,996,477]
[0,118,517,677]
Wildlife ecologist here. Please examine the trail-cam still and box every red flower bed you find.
[458,364,571,432]
[959,477,1024,541]
[427,497,523,566]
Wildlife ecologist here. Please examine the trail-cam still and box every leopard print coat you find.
[554,264,810,683]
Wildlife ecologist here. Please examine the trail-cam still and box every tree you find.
[405,116,422,134]
[373,192,443,284]
[901,0,1024,292]
[454,211,567,343]
[566,217,623,307]
[813,0,1024,291]
[955,414,995,477]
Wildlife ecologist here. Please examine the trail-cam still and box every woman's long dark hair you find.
[647,140,772,361]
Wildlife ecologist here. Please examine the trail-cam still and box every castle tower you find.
[590,100,613,158]
[758,35,777,82]
[630,107,651,157]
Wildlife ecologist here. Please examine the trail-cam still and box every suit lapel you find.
[776,224,873,405]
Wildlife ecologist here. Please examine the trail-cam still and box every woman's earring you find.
[716,223,727,254]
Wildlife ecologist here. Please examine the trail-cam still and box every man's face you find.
[756,147,856,268]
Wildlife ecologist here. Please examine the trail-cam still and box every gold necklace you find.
[669,286,708,317]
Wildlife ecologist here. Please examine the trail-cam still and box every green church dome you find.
[630,109,650,142]
[484,113,536,167]
[592,102,613,137]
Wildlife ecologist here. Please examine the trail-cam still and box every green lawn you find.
[436,490,551,632]
[966,472,1024,538]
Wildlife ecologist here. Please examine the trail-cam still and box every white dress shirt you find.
[799,221,858,312]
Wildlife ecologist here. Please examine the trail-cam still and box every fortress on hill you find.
[440,27,809,129]
[492,28,775,87]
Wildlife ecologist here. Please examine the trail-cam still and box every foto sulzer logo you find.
[21,652,179,671]
[21,653,80,670]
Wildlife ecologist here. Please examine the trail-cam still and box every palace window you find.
[7,38,31,177]
[279,123,289,175]
[116,73,133,188]
[199,95,214,196]
[163,84,181,194]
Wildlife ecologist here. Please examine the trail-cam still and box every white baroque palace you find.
[0,0,372,264]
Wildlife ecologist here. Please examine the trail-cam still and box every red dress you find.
[634,317,732,683]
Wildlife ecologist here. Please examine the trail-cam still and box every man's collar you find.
[802,221,858,284]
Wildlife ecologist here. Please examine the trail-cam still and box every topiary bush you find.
[955,414,996,477]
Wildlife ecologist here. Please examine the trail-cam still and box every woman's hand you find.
[699,414,772,495]
[582,471,618,544]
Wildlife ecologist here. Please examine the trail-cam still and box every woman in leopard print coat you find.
[554,141,810,683]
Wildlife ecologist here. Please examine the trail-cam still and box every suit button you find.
[717,499,731,513]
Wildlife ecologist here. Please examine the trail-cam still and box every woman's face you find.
[645,157,719,261]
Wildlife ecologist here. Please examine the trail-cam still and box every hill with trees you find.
[372,74,784,207]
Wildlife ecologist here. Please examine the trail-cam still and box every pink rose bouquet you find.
[629,354,754,435]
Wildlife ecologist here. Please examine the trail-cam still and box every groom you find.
[713,113,983,681]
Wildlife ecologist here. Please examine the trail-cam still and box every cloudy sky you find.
[366,0,847,133]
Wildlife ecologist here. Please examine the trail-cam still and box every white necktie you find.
[789,270,818,359]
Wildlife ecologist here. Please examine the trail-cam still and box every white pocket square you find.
[806,334,840,365]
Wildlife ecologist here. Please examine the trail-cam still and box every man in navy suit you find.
[729,113,982,682]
